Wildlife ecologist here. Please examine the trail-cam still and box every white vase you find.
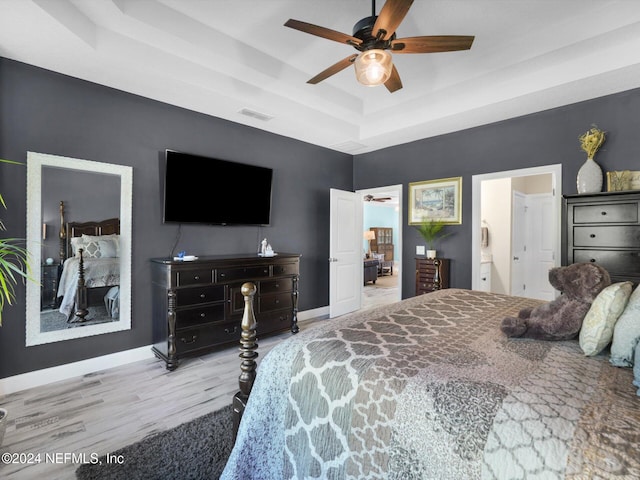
[426,249,437,259]
[577,157,603,194]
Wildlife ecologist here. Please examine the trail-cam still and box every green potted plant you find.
[415,218,451,259]
[0,158,32,445]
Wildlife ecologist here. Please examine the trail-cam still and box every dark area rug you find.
[40,306,115,332]
[75,404,234,480]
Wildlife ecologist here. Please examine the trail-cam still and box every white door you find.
[528,193,557,300]
[329,188,363,318]
[510,192,526,296]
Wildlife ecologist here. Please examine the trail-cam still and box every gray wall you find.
[354,88,640,297]
[2,56,639,380]
[0,57,352,379]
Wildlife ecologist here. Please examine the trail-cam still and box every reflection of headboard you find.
[58,200,120,263]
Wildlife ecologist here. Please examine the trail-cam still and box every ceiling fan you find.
[284,0,474,93]
[364,194,392,202]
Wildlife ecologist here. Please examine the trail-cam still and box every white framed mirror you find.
[26,152,133,346]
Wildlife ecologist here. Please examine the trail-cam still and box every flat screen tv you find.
[163,150,273,226]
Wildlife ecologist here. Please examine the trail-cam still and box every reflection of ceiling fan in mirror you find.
[364,194,392,202]
[284,0,474,92]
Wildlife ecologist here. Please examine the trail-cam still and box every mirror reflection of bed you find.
[39,201,121,332]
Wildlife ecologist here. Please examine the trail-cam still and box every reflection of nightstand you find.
[41,263,59,310]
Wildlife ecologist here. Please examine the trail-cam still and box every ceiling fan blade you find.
[285,19,362,46]
[372,0,414,41]
[384,64,403,93]
[307,54,359,84]
[391,35,475,53]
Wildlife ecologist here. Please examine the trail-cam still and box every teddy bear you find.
[500,262,611,341]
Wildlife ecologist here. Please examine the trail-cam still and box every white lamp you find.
[354,49,392,86]
[364,230,376,257]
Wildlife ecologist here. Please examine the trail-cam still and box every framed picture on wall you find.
[409,176,462,225]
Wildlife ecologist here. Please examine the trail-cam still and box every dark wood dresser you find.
[151,253,300,370]
[415,258,450,295]
[563,191,640,285]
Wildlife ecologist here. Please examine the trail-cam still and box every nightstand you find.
[41,263,59,310]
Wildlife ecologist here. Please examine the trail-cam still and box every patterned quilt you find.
[221,289,640,479]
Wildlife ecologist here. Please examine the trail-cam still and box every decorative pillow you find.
[70,236,85,256]
[82,234,120,256]
[98,239,118,258]
[579,281,633,356]
[610,285,640,367]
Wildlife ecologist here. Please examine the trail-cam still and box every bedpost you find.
[72,248,89,322]
[232,281,258,440]
[59,201,66,263]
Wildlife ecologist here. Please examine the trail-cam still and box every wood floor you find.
[0,282,398,480]
[0,329,296,480]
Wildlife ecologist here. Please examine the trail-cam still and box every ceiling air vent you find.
[239,108,274,122]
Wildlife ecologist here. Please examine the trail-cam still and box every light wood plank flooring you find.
[0,329,296,480]
[0,283,399,480]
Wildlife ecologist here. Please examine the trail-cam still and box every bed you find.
[56,201,121,322]
[222,287,640,479]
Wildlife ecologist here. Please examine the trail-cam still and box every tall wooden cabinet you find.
[564,191,640,285]
[369,227,394,261]
[415,258,450,295]
[151,253,300,370]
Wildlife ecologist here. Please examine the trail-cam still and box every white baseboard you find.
[0,346,155,396]
[0,307,330,395]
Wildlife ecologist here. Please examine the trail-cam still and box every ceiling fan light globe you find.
[354,49,392,86]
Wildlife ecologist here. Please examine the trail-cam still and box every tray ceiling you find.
[1,0,639,153]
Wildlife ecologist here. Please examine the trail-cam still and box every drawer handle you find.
[275,283,280,288]
[601,211,607,216]
[590,234,596,238]
[200,293,206,299]
[220,273,226,278]
[225,326,238,334]
[274,299,280,304]
[590,258,596,263]
[180,335,198,344]
[193,275,200,281]
[200,312,206,318]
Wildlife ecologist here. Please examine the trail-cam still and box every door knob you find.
[513,256,519,261]
[328,257,338,262]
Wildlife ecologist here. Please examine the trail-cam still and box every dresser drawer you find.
[176,303,226,328]
[218,265,270,282]
[573,249,640,275]
[260,278,293,294]
[573,226,640,248]
[176,285,225,307]
[175,321,241,355]
[272,262,298,276]
[573,203,638,224]
[417,282,443,292]
[257,310,292,335]
[176,268,214,286]
[259,293,292,313]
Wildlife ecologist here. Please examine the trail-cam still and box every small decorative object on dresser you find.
[563,191,640,285]
[576,125,606,194]
[150,253,300,370]
[415,257,450,295]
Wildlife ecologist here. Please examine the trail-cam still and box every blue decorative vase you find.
[577,157,603,194]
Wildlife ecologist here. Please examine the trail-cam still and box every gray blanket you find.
[222,289,640,479]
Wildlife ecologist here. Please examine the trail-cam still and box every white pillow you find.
[82,234,120,256]
[579,282,633,356]
[609,285,640,367]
